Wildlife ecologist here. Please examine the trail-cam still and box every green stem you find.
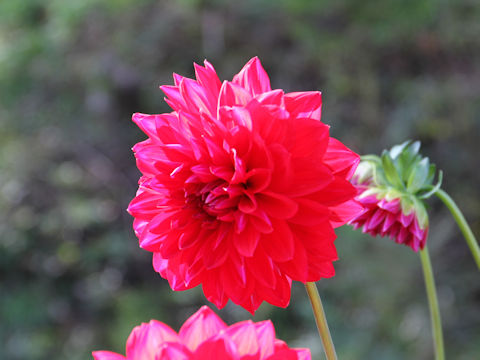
[304,282,337,360]
[420,247,445,360]
[435,189,480,270]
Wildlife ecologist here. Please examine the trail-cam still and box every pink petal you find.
[329,200,364,228]
[194,61,222,100]
[233,224,261,257]
[399,212,414,227]
[249,209,274,234]
[290,118,330,158]
[132,113,161,140]
[218,81,252,108]
[225,320,260,356]
[287,160,333,197]
[125,320,179,360]
[289,198,330,226]
[295,349,312,360]
[310,176,358,207]
[410,216,427,239]
[377,198,400,213]
[292,221,337,262]
[265,349,299,360]
[192,337,237,360]
[256,89,284,106]
[127,190,163,219]
[245,168,272,193]
[364,208,385,232]
[92,351,125,360]
[232,56,272,96]
[256,192,298,219]
[381,212,397,234]
[323,137,360,180]
[202,233,231,269]
[202,271,229,309]
[268,144,292,191]
[253,321,276,358]
[247,101,289,144]
[257,274,292,309]
[157,342,191,360]
[397,227,409,244]
[261,220,295,262]
[219,105,253,131]
[284,91,322,121]
[179,306,227,352]
[246,247,277,289]
[180,78,216,117]
[278,236,308,282]
[160,85,187,112]
[307,260,336,281]
[220,256,249,295]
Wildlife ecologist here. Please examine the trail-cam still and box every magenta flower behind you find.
[127,57,362,315]
[92,306,311,360]
[348,140,447,359]
[349,141,442,251]
[347,139,477,359]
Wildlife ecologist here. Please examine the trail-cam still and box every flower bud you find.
[349,141,442,251]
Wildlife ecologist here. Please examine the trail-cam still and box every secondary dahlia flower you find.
[349,141,442,251]
[128,57,362,313]
[92,306,311,360]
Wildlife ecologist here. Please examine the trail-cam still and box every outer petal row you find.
[93,306,311,359]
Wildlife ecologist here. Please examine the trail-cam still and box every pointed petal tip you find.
[92,351,126,360]
[196,305,215,316]
[132,112,147,124]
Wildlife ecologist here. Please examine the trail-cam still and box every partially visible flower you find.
[349,141,442,251]
[92,306,311,360]
[128,57,362,312]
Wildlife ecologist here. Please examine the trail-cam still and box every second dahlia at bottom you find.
[93,306,311,360]
[128,57,363,313]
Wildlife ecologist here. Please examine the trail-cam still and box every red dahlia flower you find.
[128,57,362,313]
[92,306,311,360]
[349,141,442,251]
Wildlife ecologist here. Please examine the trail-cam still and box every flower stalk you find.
[419,246,445,360]
[305,282,337,360]
[435,189,480,270]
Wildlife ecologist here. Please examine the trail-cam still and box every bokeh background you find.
[1,0,479,359]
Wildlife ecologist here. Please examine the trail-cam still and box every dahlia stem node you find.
[304,282,337,360]
[420,247,445,360]
[435,189,480,270]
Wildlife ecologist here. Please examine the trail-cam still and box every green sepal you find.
[381,150,405,189]
[355,140,442,217]
[358,187,383,200]
[360,154,382,164]
[384,187,403,202]
[412,197,429,229]
[390,140,411,159]
[354,160,377,184]
[397,141,421,183]
[425,163,437,186]
[407,157,430,193]
[418,170,443,199]
[400,195,416,215]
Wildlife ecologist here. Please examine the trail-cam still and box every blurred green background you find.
[1,0,479,359]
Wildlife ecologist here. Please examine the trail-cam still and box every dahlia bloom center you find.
[183,142,270,225]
